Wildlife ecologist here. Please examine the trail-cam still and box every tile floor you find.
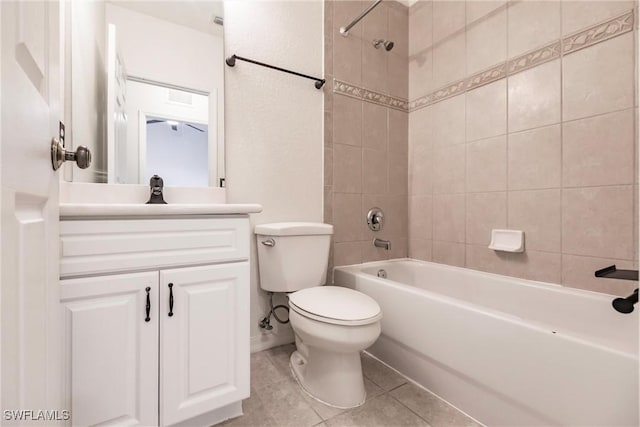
[220,344,482,427]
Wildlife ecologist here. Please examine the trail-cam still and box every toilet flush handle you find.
[261,238,276,247]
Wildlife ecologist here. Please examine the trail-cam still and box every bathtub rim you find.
[334,258,639,359]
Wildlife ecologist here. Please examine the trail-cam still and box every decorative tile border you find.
[332,9,635,113]
[333,79,409,112]
[562,10,634,55]
[508,41,561,75]
[406,9,634,112]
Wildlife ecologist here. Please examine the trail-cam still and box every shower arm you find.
[340,0,383,36]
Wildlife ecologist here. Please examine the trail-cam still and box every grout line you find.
[559,0,565,284]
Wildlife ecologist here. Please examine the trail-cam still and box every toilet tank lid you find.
[254,222,333,236]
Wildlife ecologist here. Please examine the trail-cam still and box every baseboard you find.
[250,328,295,353]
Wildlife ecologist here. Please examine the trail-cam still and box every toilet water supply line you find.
[258,292,290,330]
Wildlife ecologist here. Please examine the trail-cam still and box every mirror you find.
[67,0,225,187]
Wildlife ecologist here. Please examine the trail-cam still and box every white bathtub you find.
[334,259,639,426]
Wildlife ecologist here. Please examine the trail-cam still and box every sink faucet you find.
[146,174,167,204]
[373,238,391,250]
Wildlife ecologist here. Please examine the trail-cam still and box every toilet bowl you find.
[254,222,383,408]
[288,286,382,408]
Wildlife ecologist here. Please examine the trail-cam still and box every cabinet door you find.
[160,263,249,426]
[60,272,159,426]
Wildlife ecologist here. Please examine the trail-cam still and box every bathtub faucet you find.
[373,238,391,250]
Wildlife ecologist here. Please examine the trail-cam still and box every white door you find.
[1,0,64,417]
[60,272,159,427]
[160,263,250,426]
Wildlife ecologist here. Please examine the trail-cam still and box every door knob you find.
[51,138,92,171]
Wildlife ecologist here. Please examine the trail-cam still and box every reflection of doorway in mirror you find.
[143,116,209,187]
[123,79,213,186]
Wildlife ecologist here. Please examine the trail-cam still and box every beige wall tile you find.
[505,250,562,284]
[508,59,561,132]
[508,0,561,58]
[410,0,433,56]
[409,105,432,147]
[563,33,634,121]
[409,50,433,99]
[433,32,466,89]
[508,189,561,253]
[389,236,409,259]
[362,240,389,262]
[466,135,507,193]
[433,194,465,242]
[334,241,363,266]
[466,0,506,25]
[433,144,466,194]
[363,149,388,194]
[324,185,333,223]
[562,254,638,297]
[389,149,409,194]
[466,244,510,275]
[466,79,506,142]
[466,192,507,245]
[433,241,466,267]
[389,109,409,153]
[409,139,432,196]
[388,54,409,99]
[409,239,432,261]
[561,0,634,35]
[507,124,561,190]
[333,95,363,147]
[324,110,333,146]
[362,0,387,41]
[324,146,333,186]
[562,186,634,260]
[363,102,387,151]
[409,107,433,196]
[333,193,363,242]
[466,7,506,75]
[363,46,389,95]
[388,5,409,58]
[334,144,362,193]
[433,0,465,43]
[409,195,433,240]
[333,0,363,84]
[433,94,465,146]
[563,109,635,187]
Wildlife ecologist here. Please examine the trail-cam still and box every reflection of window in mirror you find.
[145,117,209,187]
[118,80,212,186]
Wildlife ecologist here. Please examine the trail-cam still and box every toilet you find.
[255,222,382,409]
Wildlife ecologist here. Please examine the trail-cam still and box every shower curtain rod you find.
[225,54,326,89]
[340,0,383,36]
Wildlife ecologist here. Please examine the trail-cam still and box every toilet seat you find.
[289,286,382,326]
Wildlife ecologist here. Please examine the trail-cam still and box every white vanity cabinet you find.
[59,216,251,427]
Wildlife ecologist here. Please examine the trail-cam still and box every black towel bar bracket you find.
[594,265,639,281]
[226,54,326,89]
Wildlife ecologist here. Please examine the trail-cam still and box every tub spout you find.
[373,238,391,250]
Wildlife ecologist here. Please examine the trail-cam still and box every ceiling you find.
[109,1,224,36]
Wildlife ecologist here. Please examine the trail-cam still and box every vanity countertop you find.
[60,203,263,218]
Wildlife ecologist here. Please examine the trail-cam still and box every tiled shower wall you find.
[407,0,638,296]
[324,0,410,271]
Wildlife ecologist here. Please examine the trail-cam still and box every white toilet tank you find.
[255,222,333,293]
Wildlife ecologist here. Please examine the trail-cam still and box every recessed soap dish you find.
[488,229,525,253]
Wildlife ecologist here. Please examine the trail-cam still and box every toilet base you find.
[289,349,366,409]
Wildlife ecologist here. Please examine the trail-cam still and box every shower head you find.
[373,39,394,51]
